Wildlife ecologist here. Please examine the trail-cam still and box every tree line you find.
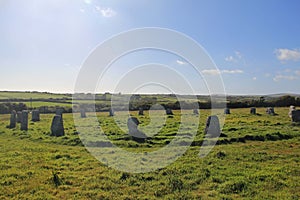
[0,95,299,114]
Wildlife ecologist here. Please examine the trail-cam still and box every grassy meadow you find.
[0,91,70,100]
[0,107,300,199]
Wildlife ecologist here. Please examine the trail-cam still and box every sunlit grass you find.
[0,107,299,199]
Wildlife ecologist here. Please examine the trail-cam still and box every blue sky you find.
[0,0,300,94]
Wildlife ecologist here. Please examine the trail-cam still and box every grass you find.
[0,91,70,100]
[0,107,300,199]
[22,101,72,109]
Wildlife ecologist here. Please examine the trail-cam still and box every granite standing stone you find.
[224,108,230,114]
[266,107,275,115]
[9,110,17,128]
[20,111,28,131]
[80,109,86,118]
[51,115,65,137]
[56,108,64,117]
[138,107,144,116]
[127,117,147,142]
[109,108,114,116]
[31,110,40,122]
[166,108,173,115]
[291,110,300,122]
[289,105,296,118]
[204,115,221,138]
[17,111,22,123]
[250,107,256,114]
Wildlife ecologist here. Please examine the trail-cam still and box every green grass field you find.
[0,91,70,100]
[0,107,299,199]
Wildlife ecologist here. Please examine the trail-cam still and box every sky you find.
[0,0,300,95]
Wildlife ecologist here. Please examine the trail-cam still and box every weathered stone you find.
[250,107,256,114]
[138,107,144,116]
[80,109,86,118]
[166,108,173,115]
[266,107,275,115]
[55,108,64,117]
[128,117,139,130]
[16,111,22,123]
[9,110,17,128]
[51,115,65,137]
[127,117,147,142]
[31,110,40,122]
[193,109,199,115]
[20,111,28,131]
[291,110,300,122]
[204,115,221,138]
[109,108,114,116]
[289,105,296,118]
[224,108,230,114]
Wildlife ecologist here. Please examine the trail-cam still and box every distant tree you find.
[275,95,296,107]
[0,103,28,114]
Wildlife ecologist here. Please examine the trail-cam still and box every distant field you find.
[0,91,70,100]
[22,101,73,109]
[0,107,299,199]
[0,91,206,113]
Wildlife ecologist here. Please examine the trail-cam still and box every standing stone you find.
[224,108,230,114]
[138,107,144,116]
[193,109,199,115]
[55,108,64,124]
[204,115,221,138]
[9,110,17,128]
[20,111,28,131]
[266,107,275,115]
[289,105,296,118]
[291,110,300,122]
[109,108,114,116]
[166,108,173,115]
[56,108,64,117]
[16,111,22,123]
[127,117,147,142]
[80,109,86,118]
[250,107,256,115]
[127,117,139,131]
[51,115,65,137]
[31,110,40,122]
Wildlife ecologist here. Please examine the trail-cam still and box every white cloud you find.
[201,69,221,75]
[225,56,236,62]
[201,69,243,75]
[225,51,243,63]
[96,6,116,18]
[222,69,244,74]
[253,77,257,81]
[273,74,298,82]
[176,60,187,65]
[275,48,300,61]
[80,8,85,13]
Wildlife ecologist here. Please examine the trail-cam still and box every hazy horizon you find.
[1,90,300,97]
